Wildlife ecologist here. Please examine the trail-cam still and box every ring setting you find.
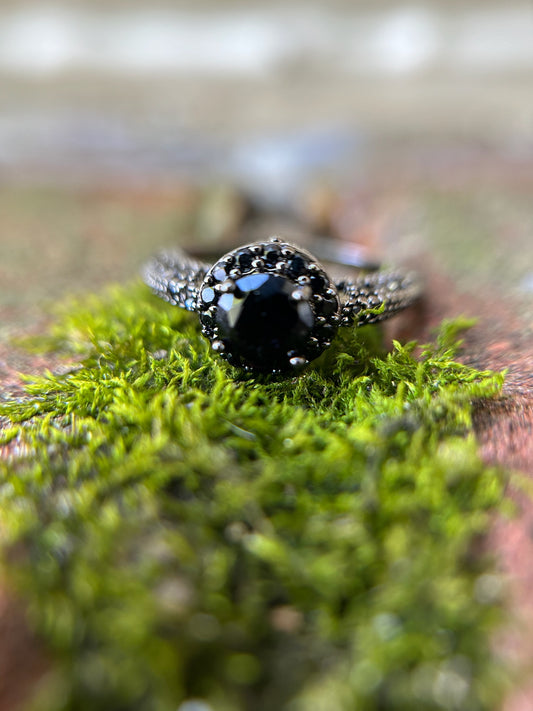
[197,238,340,372]
[143,236,421,374]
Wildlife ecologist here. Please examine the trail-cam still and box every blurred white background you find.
[0,1,532,187]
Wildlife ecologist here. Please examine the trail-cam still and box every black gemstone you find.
[264,246,281,265]
[209,273,315,371]
[317,298,338,316]
[288,255,306,277]
[237,250,253,271]
[310,274,326,292]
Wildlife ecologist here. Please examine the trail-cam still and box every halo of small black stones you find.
[196,238,341,372]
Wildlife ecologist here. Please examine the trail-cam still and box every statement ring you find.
[143,237,421,374]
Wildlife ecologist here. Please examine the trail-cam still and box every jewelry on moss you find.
[143,237,421,374]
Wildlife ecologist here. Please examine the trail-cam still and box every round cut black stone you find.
[212,273,315,371]
[317,297,337,316]
[288,255,306,277]
[237,250,253,271]
[310,274,326,292]
[264,246,281,265]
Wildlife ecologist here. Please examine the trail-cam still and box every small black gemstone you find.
[288,255,306,277]
[237,250,253,271]
[310,274,326,292]
[264,246,281,265]
[307,341,323,356]
[317,298,338,316]
[200,286,216,305]
[318,323,335,334]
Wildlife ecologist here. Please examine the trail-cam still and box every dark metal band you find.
[337,270,421,326]
[143,245,421,326]
[143,249,209,312]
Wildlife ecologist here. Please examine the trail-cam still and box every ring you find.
[143,237,421,374]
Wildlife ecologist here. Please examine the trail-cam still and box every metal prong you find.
[290,286,312,302]
[217,279,236,293]
[289,356,307,368]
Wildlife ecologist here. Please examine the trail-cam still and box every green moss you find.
[0,283,507,711]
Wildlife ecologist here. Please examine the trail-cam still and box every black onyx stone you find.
[237,250,253,271]
[264,246,281,265]
[210,273,315,372]
[317,298,338,316]
[288,255,306,277]
[310,274,326,292]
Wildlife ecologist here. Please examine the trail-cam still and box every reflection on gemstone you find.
[235,273,269,293]
[218,293,234,313]
[200,286,215,304]
[297,301,314,328]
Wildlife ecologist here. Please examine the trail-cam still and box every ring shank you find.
[336,269,421,326]
[143,249,210,311]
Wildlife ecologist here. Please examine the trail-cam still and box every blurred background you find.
[1,0,532,184]
[1,0,533,332]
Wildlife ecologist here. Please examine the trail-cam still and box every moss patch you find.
[0,284,507,711]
